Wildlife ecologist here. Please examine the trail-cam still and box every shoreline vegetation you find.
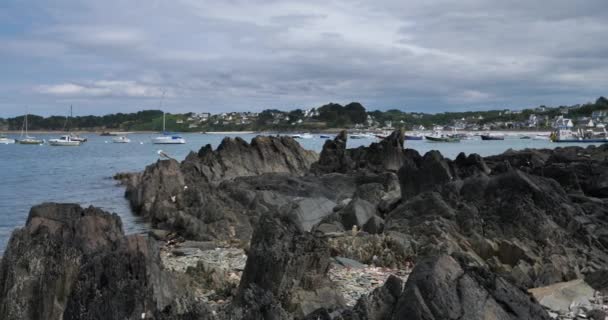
[1,96,607,133]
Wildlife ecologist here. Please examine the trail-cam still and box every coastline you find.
[0,129,553,135]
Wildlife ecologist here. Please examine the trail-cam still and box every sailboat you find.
[49,106,82,146]
[151,93,186,144]
[17,112,44,145]
[151,113,186,144]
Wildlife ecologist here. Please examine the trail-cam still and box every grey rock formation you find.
[313,130,406,174]
[352,275,403,319]
[0,203,210,320]
[391,255,550,320]
[231,213,345,319]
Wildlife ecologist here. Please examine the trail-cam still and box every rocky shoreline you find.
[1,130,608,319]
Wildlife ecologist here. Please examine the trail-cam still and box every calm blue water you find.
[0,132,600,253]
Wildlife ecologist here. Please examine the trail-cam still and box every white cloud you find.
[35,81,168,98]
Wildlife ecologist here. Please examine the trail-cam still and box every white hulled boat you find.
[17,113,44,145]
[291,133,313,139]
[151,94,186,144]
[49,106,82,146]
[113,135,131,143]
[0,135,15,144]
[49,135,81,146]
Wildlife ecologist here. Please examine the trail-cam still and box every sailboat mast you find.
[159,90,166,133]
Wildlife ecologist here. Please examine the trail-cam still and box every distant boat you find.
[17,113,44,145]
[112,136,131,143]
[404,134,423,140]
[101,131,133,136]
[49,135,81,146]
[532,135,549,140]
[480,134,505,141]
[69,134,87,142]
[152,93,186,145]
[350,133,370,139]
[291,133,313,139]
[49,106,82,146]
[319,135,332,139]
[520,136,531,139]
[550,127,608,143]
[0,135,15,144]
[425,135,460,143]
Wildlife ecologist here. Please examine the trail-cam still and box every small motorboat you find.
[425,135,460,143]
[291,133,313,139]
[520,136,531,139]
[319,135,332,139]
[480,134,505,141]
[49,135,82,146]
[0,135,15,144]
[112,136,131,143]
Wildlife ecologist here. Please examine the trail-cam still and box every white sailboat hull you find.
[152,136,186,144]
[49,140,81,146]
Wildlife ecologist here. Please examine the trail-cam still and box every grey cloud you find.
[0,0,606,116]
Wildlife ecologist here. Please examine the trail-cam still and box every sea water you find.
[0,132,599,253]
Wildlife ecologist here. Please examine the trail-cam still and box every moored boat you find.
[319,135,332,139]
[404,134,423,140]
[550,127,608,143]
[112,136,131,143]
[152,134,185,144]
[0,135,15,144]
[49,106,82,146]
[17,113,44,145]
[69,134,87,143]
[350,133,371,139]
[291,133,313,139]
[480,134,505,141]
[152,94,187,145]
[49,135,82,146]
[425,135,460,143]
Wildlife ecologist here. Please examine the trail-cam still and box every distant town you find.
[1,97,607,133]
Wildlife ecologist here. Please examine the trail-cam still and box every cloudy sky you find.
[1,0,607,116]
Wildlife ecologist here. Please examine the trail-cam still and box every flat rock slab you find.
[334,256,366,269]
[529,279,595,313]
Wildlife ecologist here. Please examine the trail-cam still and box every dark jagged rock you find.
[232,213,344,319]
[352,275,403,319]
[312,131,349,174]
[339,198,376,230]
[0,203,210,320]
[191,136,318,183]
[391,255,550,320]
[313,130,407,174]
[387,146,608,288]
[122,136,322,241]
